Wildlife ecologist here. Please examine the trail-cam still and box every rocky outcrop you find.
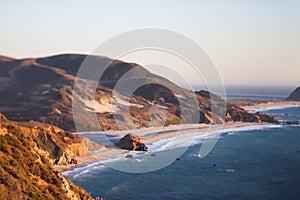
[116,133,148,151]
[0,113,89,165]
[225,104,278,123]
[259,112,278,123]
[286,87,300,101]
[196,92,278,124]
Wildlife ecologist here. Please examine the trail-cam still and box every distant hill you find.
[0,54,277,132]
[286,87,300,101]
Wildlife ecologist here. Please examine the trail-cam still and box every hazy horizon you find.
[1,0,299,86]
[0,52,299,89]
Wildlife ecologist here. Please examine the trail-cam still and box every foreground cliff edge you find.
[0,113,93,200]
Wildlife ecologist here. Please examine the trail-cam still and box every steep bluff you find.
[0,113,93,200]
[0,113,89,165]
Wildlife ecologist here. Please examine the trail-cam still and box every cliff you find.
[0,114,93,200]
[286,87,300,101]
[0,113,89,165]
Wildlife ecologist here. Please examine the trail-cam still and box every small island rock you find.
[116,133,148,151]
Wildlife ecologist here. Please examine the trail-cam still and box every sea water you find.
[224,85,296,100]
[67,105,300,200]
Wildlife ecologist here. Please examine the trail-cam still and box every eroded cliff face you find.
[0,113,93,200]
[0,113,89,165]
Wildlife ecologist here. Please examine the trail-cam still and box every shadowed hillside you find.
[286,87,300,101]
[0,54,278,132]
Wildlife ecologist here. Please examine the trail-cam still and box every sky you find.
[0,0,299,86]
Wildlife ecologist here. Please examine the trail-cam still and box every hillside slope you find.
[0,114,93,200]
[0,54,277,132]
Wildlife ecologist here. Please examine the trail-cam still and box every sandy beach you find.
[55,122,267,173]
[241,101,300,112]
[55,101,300,173]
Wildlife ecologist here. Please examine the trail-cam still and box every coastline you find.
[56,100,300,173]
[241,101,300,112]
[55,122,270,173]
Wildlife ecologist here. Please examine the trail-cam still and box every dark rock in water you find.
[116,133,148,151]
[125,154,133,158]
[281,121,299,126]
[286,87,300,101]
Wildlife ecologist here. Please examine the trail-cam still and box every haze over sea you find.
[67,86,300,200]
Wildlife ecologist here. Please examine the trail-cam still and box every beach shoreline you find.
[241,101,300,112]
[55,101,300,173]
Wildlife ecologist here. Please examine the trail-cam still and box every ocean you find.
[224,85,296,100]
[66,86,300,200]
